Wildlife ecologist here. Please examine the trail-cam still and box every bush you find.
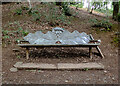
[22,30,29,36]
[95,9,113,16]
[56,2,71,16]
[90,19,113,31]
[113,36,119,44]
[32,12,41,21]
[70,2,83,8]
[77,3,83,8]
[26,3,71,26]
[61,2,71,16]
[2,22,29,45]
[14,6,30,16]
[43,3,71,26]
[15,8,22,15]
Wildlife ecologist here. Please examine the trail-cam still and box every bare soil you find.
[2,2,119,84]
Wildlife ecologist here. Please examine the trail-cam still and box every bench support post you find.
[26,48,29,59]
[89,34,104,59]
[96,46,104,58]
[89,47,92,59]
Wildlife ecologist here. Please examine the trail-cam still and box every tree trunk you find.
[90,8,94,14]
[113,2,119,20]
[90,2,96,14]
[87,1,90,12]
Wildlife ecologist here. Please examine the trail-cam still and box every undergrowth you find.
[2,21,29,46]
[89,18,113,31]
[14,3,72,26]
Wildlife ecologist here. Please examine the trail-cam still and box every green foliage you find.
[3,35,9,39]
[18,27,23,31]
[92,2,102,10]
[15,8,22,15]
[89,18,98,23]
[17,55,21,59]
[70,2,83,8]
[77,3,84,8]
[45,6,67,26]
[22,30,29,36]
[16,39,20,43]
[26,8,42,21]
[95,9,113,16]
[14,6,30,16]
[13,3,71,26]
[2,34,10,45]
[55,2,71,16]
[2,22,29,45]
[117,13,120,22]
[92,2,108,10]
[38,3,71,26]
[90,18,113,31]
[84,68,89,71]
[61,2,71,16]
[113,36,119,44]
[90,2,113,15]
[32,12,41,21]
[2,30,9,35]
[111,34,119,46]
[17,26,29,36]
[27,9,39,15]
[21,6,29,10]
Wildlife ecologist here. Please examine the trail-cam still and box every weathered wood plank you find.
[14,62,23,68]
[58,63,104,69]
[18,43,100,48]
[96,46,104,58]
[14,62,104,70]
[14,63,57,69]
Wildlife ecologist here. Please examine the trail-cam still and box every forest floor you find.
[2,2,119,84]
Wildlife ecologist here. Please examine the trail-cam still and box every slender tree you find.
[87,0,91,12]
[113,1,119,20]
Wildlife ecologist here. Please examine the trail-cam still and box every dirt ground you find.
[2,2,119,84]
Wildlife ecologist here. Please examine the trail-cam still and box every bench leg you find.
[89,47,92,59]
[26,48,29,59]
[96,46,104,58]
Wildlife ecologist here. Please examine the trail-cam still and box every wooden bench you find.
[17,34,104,59]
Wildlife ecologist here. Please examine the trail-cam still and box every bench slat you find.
[18,43,100,47]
